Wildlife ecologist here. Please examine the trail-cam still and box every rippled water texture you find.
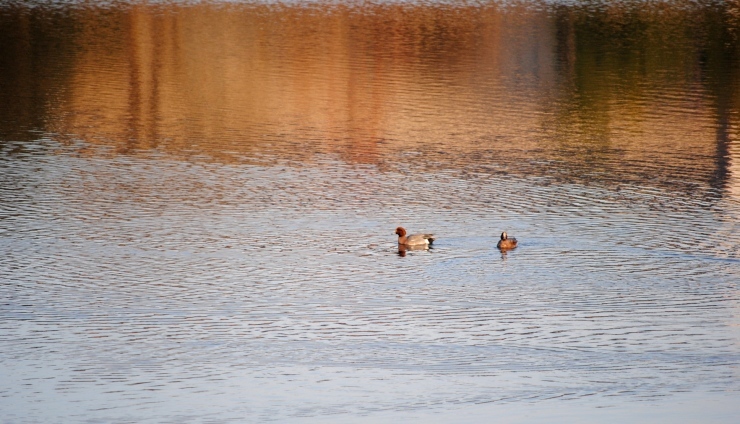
[1,0,740,422]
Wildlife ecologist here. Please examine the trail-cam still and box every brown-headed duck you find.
[496,232,517,250]
[395,227,435,247]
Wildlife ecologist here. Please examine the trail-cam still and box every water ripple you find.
[2,0,740,422]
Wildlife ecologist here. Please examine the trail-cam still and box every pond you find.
[1,0,739,422]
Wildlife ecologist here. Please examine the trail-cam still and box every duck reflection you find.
[498,249,510,261]
[397,244,432,257]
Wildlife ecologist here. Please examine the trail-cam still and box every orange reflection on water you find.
[0,1,737,191]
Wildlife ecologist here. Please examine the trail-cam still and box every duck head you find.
[501,232,508,240]
[395,227,407,237]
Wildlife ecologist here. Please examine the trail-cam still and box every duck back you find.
[497,237,517,250]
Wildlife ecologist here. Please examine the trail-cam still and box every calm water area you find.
[1,0,740,422]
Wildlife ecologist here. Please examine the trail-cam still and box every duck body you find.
[395,227,435,246]
[496,231,517,250]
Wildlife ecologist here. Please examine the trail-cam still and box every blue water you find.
[1,1,739,422]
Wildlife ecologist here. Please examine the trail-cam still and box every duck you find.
[496,232,517,250]
[395,227,435,247]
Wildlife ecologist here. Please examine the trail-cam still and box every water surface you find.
[1,0,739,422]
